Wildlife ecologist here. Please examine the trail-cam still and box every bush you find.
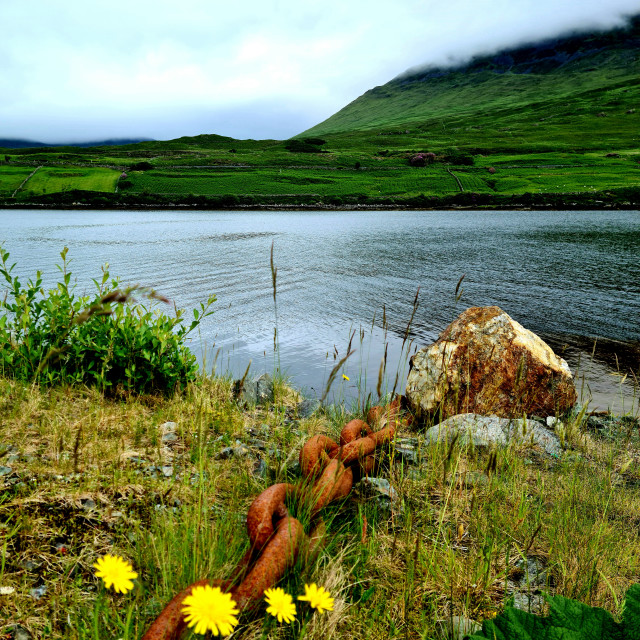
[284,139,326,153]
[0,246,215,394]
[129,161,154,171]
[446,153,475,165]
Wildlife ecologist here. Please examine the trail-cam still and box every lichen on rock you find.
[406,306,577,419]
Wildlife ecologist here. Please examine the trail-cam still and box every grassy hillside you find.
[0,19,639,209]
[303,17,640,143]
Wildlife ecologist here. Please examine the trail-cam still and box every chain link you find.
[142,397,404,640]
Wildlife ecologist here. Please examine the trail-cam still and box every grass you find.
[1,370,639,639]
[17,166,121,196]
[0,167,36,195]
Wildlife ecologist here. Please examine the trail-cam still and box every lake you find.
[1,209,638,412]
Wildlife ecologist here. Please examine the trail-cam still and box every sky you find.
[1,0,639,143]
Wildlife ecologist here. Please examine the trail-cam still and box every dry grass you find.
[1,375,640,639]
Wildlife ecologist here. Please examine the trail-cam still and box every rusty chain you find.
[142,397,405,640]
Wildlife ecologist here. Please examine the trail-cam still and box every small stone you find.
[29,584,47,600]
[0,466,13,477]
[511,592,546,613]
[514,556,548,587]
[546,416,562,429]
[217,447,235,460]
[6,625,33,640]
[0,585,16,595]
[356,477,402,514]
[393,437,420,465]
[19,559,41,572]
[247,438,267,450]
[159,421,177,431]
[216,446,249,460]
[161,465,174,478]
[80,497,96,510]
[435,615,482,639]
[161,432,178,444]
[297,398,320,418]
[253,458,268,478]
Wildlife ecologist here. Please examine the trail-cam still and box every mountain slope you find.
[302,16,640,146]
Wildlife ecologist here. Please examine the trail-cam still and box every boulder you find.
[424,413,561,457]
[406,306,577,419]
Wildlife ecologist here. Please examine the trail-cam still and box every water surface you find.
[1,209,638,412]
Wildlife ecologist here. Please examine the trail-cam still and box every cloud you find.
[1,0,638,141]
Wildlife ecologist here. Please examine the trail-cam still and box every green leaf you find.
[469,587,640,640]
[622,584,640,640]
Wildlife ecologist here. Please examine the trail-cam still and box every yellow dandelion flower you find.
[181,585,239,636]
[298,583,334,613]
[93,554,138,594]
[264,587,296,623]
[342,374,350,381]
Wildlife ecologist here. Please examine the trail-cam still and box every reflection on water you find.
[1,208,638,412]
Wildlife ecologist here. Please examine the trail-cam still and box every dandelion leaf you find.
[469,605,552,640]
[622,584,640,640]
[467,588,640,640]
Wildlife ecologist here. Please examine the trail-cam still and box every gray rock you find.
[297,398,320,418]
[253,458,268,478]
[584,414,639,440]
[435,615,482,639]
[0,466,13,476]
[425,413,561,456]
[514,556,548,587]
[80,497,96,510]
[6,625,33,640]
[161,432,178,444]
[256,374,274,404]
[235,373,274,406]
[161,465,174,478]
[159,421,177,431]
[511,592,546,614]
[29,584,47,600]
[393,437,420,465]
[356,477,402,514]
[216,445,250,460]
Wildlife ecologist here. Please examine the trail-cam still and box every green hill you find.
[302,16,640,154]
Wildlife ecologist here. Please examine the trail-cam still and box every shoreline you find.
[1,202,639,212]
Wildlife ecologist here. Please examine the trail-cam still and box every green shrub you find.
[0,246,215,394]
[129,161,154,171]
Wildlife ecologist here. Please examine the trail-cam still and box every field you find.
[0,166,36,195]
[125,166,460,198]
[16,166,121,196]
